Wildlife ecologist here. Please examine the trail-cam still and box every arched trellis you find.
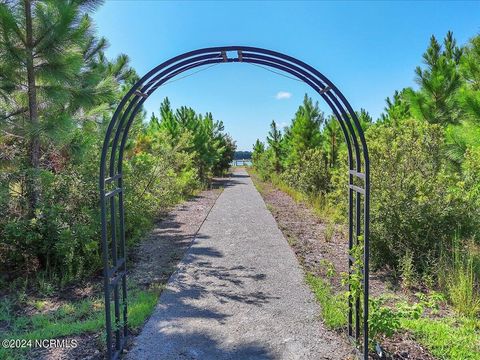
[99,46,370,360]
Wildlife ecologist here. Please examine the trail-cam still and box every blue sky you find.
[94,1,480,151]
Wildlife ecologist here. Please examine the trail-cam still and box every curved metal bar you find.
[233,47,369,160]
[243,53,360,171]
[239,52,360,168]
[100,46,370,360]
[116,54,356,176]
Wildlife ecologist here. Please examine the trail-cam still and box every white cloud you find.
[275,91,292,100]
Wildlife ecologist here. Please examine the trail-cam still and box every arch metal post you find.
[100,46,370,359]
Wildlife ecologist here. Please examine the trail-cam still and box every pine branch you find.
[0,107,28,121]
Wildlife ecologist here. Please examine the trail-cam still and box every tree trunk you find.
[24,0,40,217]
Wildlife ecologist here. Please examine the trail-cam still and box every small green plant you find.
[447,260,480,318]
[416,291,445,315]
[342,242,364,302]
[324,222,335,243]
[369,297,400,346]
[37,273,57,297]
[286,234,298,247]
[306,273,347,329]
[319,259,336,278]
[396,300,424,319]
[444,239,480,318]
[399,250,417,290]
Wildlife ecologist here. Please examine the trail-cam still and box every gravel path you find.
[127,169,353,360]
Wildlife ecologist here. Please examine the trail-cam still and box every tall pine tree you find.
[285,94,323,165]
[267,120,282,173]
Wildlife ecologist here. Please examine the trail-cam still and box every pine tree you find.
[459,34,480,121]
[379,89,411,124]
[286,94,323,165]
[0,0,131,216]
[252,139,265,163]
[158,97,179,140]
[406,31,463,125]
[356,108,373,131]
[322,115,342,168]
[267,120,282,173]
[444,34,480,166]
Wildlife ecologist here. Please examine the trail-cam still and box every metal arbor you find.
[99,46,370,360]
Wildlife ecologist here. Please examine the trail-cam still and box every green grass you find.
[305,273,480,360]
[128,285,163,329]
[305,273,347,329]
[401,316,480,360]
[0,285,162,360]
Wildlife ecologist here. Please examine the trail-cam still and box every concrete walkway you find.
[127,169,352,360]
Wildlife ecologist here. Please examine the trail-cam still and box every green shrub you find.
[281,148,330,195]
[252,149,275,181]
[367,119,469,272]
[369,297,400,345]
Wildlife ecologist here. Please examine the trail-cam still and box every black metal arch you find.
[99,46,370,360]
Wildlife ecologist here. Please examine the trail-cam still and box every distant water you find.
[231,160,252,166]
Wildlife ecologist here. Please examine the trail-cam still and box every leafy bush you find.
[367,119,469,272]
[369,297,400,344]
[281,148,330,195]
[0,164,100,284]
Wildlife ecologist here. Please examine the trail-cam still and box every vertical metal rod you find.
[109,194,121,351]
[348,178,354,337]
[118,176,128,337]
[363,165,370,360]
[100,188,112,359]
[355,188,361,342]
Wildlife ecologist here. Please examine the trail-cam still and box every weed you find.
[400,316,480,360]
[324,222,335,243]
[305,273,347,329]
[416,291,445,315]
[319,259,336,278]
[36,273,57,297]
[399,250,417,290]
[369,297,400,346]
[444,240,480,318]
[396,300,424,319]
[286,235,298,247]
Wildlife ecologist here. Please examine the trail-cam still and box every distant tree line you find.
[234,151,252,160]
